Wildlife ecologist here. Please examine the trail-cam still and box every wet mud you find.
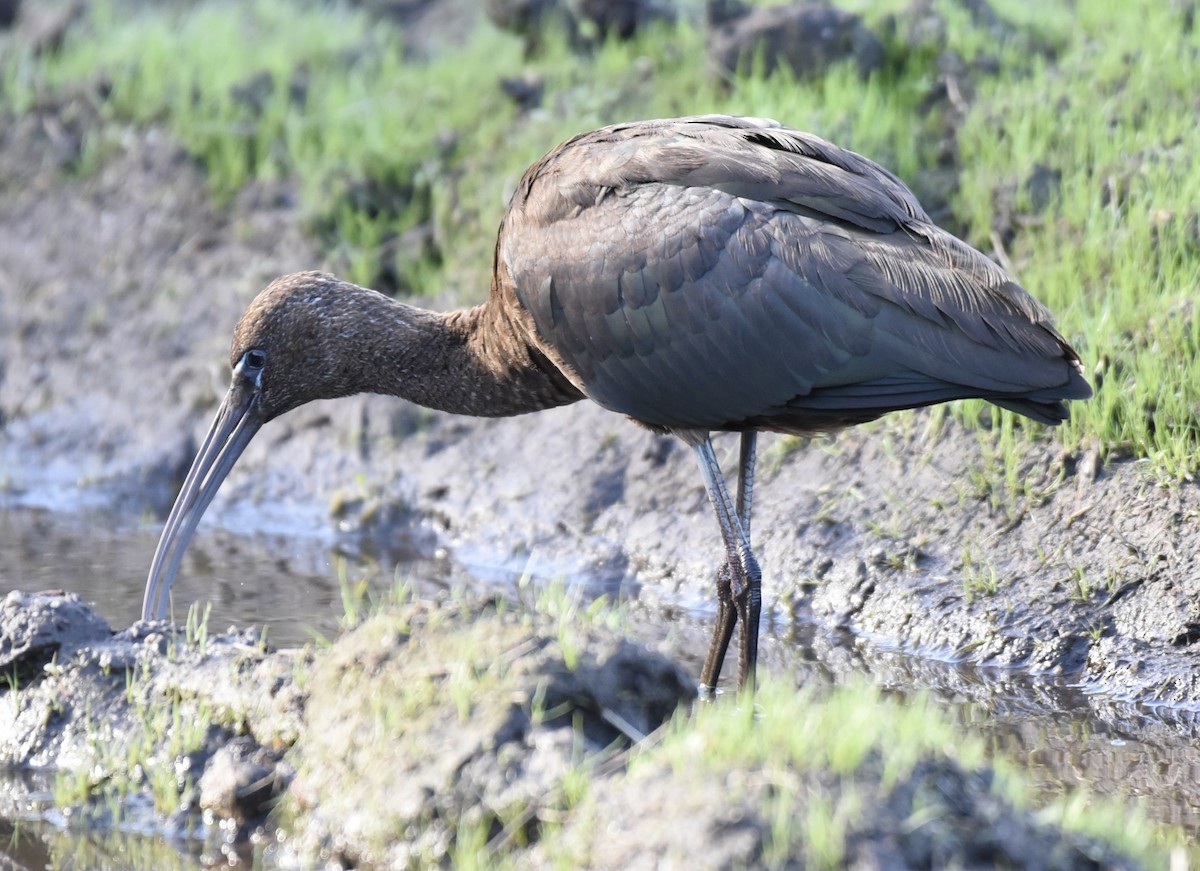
[4,3,1197,710]
[5,105,1197,708]
[0,591,1152,869]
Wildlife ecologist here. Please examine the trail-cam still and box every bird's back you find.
[497,115,1091,435]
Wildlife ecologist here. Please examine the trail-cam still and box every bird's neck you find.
[363,291,583,418]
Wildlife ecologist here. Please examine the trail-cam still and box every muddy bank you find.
[2,44,1200,707]
[0,590,1147,869]
[0,1,1198,864]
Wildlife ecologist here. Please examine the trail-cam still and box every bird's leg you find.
[732,431,760,690]
[700,563,737,697]
[735,431,757,536]
[694,433,762,695]
[701,432,758,693]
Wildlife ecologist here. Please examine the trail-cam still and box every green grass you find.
[535,676,1189,868]
[53,670,216,822]
[952,0,1200,479]
[9,0,1193,482]
[960,545,1002,602]
[2,1,1198,475]
[183,601,212,657]
[2,0,527,292]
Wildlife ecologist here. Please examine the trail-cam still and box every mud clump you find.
[0,588,700,861]
[0,590,112,686]
[0,592,300,833]
[286,596,695,868]
[554,752,1138,870]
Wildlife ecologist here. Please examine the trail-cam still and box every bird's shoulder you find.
[504,114,931,235]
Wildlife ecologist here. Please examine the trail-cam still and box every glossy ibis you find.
[142,115,1091,693]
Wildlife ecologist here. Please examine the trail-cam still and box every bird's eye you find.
[242,349,267,371]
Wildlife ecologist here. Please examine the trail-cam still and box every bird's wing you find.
[502,116,1087,432]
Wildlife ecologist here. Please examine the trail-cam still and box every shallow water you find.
[2,506,1199,867]
[0,505,460,647]
[872,649,1200,835]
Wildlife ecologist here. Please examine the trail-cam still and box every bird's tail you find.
[990,364,1093,425]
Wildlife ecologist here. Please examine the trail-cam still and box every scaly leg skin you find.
[735,543,762,694]
[733,432,760,692]
[694,432,761,697]
[699,564,736,697]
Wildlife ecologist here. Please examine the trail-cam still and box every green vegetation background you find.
[6,0,1199,480]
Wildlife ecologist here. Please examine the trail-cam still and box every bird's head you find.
[229,270,372,422]
[142,270,371,621]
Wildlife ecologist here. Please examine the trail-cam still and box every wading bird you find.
[142,115,1091,693]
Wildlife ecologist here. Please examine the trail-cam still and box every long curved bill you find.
[142,379,263,621]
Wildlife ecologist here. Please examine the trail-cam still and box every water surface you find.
[0,505,458,646]
[2,506,1198,868]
